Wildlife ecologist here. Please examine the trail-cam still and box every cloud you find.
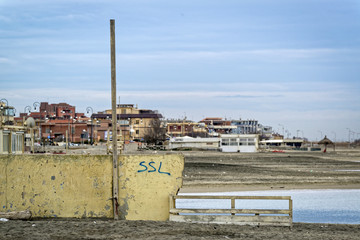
[0,57,12,64]
[118,48,349,62]
[0,15,11,22]
[1,80,353,105]
[30,13,96,22]
[217,94,283,99]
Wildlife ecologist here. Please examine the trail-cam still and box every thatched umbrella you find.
[318,135,334,152]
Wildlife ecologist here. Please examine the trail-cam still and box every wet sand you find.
[180,149,360,193]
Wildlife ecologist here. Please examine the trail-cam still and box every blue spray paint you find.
[137,161,171,176]
[148,161,156,173]
[158,162,170,176]
[137,161,148,173]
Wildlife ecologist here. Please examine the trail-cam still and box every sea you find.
[177,189,360,224]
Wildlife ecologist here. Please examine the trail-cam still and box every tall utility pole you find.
[110,19,119,220]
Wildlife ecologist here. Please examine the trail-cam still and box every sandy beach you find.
[1,148,360,239]
[180,149,360,193]
[1,219,360,240]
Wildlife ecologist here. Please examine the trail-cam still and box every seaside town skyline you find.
[1,100,358,143]
[1,0,359,141]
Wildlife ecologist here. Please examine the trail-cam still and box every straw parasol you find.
[318,135,334,152]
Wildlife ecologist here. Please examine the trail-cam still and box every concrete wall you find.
[0,155,113,218]
[118,154,184,221]
[0,153,184,220]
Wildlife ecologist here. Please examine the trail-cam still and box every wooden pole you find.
[30,128,34,153]
[66,130,68,153]
[110,19,119,220]
[231,198,235,215]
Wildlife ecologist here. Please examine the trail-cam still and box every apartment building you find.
[199,117,236,136]
[166,119,208,138]
[93,104,163,142]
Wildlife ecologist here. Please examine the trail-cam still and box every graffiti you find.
[137,161,171,176]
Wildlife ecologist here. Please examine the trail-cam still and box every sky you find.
[0,0,359,141]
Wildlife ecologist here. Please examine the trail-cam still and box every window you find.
[230,138,237,146]
[3,133,9,152]
[239,138,247,146]
[222,139,230,146]
[11,133,16,152]
[16,134,22,152]
[136,130,139,134]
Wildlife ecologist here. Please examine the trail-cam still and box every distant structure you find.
[231,119,258,134]
[92,104,163,142]
[15,102,89,144]
[19,102,83,120]
[165,119,208,138]
[1,101,25,154]
[199,118,236,136]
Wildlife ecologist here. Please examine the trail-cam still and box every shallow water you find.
[178,189,360,224]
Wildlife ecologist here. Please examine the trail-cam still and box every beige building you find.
[166,120,208,138]
[1,102,25,154]
[94,104,163,142]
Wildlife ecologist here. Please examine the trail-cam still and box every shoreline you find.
[179,183,360,193]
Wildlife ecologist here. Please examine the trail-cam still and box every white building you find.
[259,139,304,148]
[220,134,259,153]
[0,129,24,154]
[169,136,219,150]
[169,134,260,153]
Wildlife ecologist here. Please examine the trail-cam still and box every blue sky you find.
[0,0,359,141]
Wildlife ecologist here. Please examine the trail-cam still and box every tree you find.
[143,119,166,145]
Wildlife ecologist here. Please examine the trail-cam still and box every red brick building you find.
[17,102,90,143]
[40,119,90,143]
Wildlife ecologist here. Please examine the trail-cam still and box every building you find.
[169,136,220,150]
[231,119,258,134]
[259,139,304,148]
[19,102,84,121]
[0,101,16,126]
[16,102,89,144]
[199,118,236,136]
[93,104,163,142]
[40,119,90,143]
[1,101,25,154]
[220,134,259,153]
[169,134,260,153]
[258,124,273,140]
[166,119,208,138]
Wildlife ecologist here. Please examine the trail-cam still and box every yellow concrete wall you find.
[0,154,184,220]
[0,156,6,210]
[0,155,113,218]
[118,154,184,221]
